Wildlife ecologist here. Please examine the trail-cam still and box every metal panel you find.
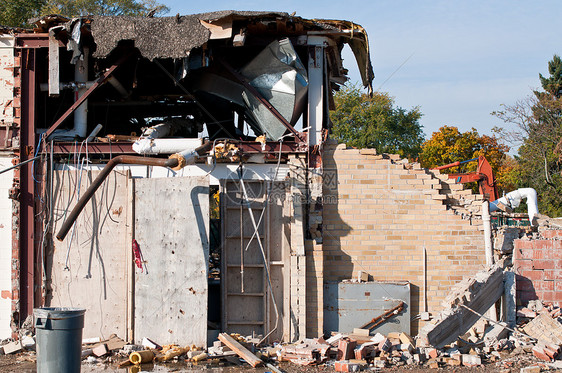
[324,281,411,335]
[134,176,209,346]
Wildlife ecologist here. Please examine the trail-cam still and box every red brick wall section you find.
[513,232,562,306]
[321,142,487,335]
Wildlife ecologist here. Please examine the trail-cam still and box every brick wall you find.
[321,142,487,335]
[513,230,562,306]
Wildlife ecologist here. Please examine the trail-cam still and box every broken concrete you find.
[418,262,505,348]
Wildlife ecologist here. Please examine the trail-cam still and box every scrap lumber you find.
[418,262,505,348]
[218,333,263,367]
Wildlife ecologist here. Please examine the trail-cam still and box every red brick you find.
[520,270,543,281]
[514,240,533,250]
[335,360,361,372]
[532,260,555,270]
[532,346,552,361]
[514,259,533,270]
[536,280,555,291]
[534,240,553,250]
[542,291,556,302]
[542,230,562,239]
[532,250,545,260]
[337,339,357,360]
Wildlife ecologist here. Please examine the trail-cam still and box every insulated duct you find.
[490,188,539,225]
[195,38,308,140]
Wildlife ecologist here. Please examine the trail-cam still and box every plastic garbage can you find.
[34,307,86,373]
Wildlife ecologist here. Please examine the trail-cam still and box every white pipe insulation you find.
[47,47,90,140]
[482,200,494,267]
[132,138,202,155]
[73,46,89,138]
[490,188,539,225]
[132,121,202,155]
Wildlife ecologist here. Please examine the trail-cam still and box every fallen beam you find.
[418,262,505,348]
[218,333,263,367]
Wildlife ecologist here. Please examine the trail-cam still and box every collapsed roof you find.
[29,11,374,143]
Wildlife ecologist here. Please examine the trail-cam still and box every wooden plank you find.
[218,333,263,367]
[48,32,59,96]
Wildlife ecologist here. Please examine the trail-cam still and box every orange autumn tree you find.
[420,126,514,194]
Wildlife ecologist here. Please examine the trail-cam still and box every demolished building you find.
[0,11,559,351]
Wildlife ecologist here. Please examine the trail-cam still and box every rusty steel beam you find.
[52,142,136,155]
[359,301,405,331]
[14,33,63,48]
[237,140,307,154]
[52,140,307,156]
[19,47,37,319]
[44,54,130,139]
[56,155,179,241]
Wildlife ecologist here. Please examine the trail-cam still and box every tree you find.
[41,0,168,18]
[330,85,424,159]
[493,55,562,217]
[0,0,45,27]
[0,0,168,27]
[419,125,512,194]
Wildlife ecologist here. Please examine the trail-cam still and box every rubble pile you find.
[2,300,562,371]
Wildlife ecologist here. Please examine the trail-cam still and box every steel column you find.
[19,47,37,319]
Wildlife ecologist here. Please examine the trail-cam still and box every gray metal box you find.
[324,281,410,336]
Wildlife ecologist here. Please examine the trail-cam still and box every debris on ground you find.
[1,299,562,371]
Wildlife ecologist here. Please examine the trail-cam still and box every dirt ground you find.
[1,351,561,373]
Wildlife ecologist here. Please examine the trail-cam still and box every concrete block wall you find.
[513,230,562,306]
[0,157,13,339]
[0,35,15,125]
[0,35,15,339]
[321,143,487,334]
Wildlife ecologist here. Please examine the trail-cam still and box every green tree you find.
[0,0,168,27]
[0,0,45,27]
[419,125,512,194]
[330,85,424,159]
[493,55,562,217]
[41,0,168,17]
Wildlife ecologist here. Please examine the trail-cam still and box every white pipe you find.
[86,124,103,142]
[132,138,202,155]
[74,47,89,138]
[490,188,539,225]
[482,200,493,267]
[140,122,175,139]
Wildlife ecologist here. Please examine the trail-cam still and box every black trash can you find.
[34,307,86,373]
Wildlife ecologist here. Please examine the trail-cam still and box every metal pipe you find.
[482,200,494,267]
[0,156,41,175]
[490,187,539,225]
[168,141,213,170]
[56,155,178,241]
[74,47,89,138]
[433,157,478,171]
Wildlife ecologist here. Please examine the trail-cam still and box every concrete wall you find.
[320,143,487,334]
[513,230,562,306]
[0,35,15,339]
[0,157,13,339]
[0,35,14,125]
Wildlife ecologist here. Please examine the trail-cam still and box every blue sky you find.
[161,1,561,146]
